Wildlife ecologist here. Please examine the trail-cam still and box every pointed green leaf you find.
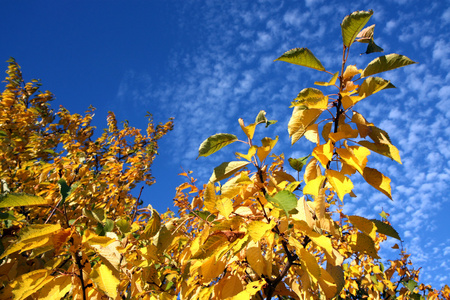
[255,110,277,128]
[370,219,401,240]
[209,161,250,182]
[341,10,373,47]
[275,48,325,71]
[198,133,238,158]
[288,155,310,172]
[0,193,50,208]
[58,179,70,205]
[361,54,417,78]
[265,190,298,217]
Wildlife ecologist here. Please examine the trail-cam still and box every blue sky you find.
[1,0,449,289]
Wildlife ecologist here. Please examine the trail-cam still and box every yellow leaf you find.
[2,269,52,300]
[239,118,256,140]
[336,146,370,174]
[312,139,333,167]
[351,111,372,137]
[329,124,358,143]
[218,275,244,299]
[322,122,333,142]
[304,123,320,144]
[349,232,380,259]
[348,215,377,240]
[303,175,325,199]
[288,108,322,145]
[246,246,265,277]
[362,167,392,200]
[216,197,233,220]
[325,170,354,201]
[204,182,218,213]
[1,224,61,259]
[291,196,315,227]
[342,95,363,110]
[358,140,401,164]
[201,255,226,283]
[90,263,120,299]
[318,267,338,299]
[314,189,326,220]
[247,221,274,242]
[257,136,278,162]
[235,145,257,162]
[142,209,161,238]
[343,65,362,80]
[303,158,321,183]
[326,264,345,296]
[37,275,72,300]
[83,230,115,246]
[300,248,321,283]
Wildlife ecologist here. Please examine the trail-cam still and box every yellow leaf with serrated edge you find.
[37,275,72,300]
[239,118,256,140]
[247,221,274,242]
[246,246,265,276]
[300,247,321,283]
[2,269,52,300]
[304,123,319,144]
[349,232,380,259]
[204,182,218,213]
[348,215,377,240]
[216,197,233,220]
[235,145,257,162]
[312,139,333,167]
[325,170,354,201]
[303,175,325,198]
[90,263,120,299]
[0,224,61,259]
[362,167,392,199]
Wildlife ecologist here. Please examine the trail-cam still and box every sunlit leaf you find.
[312,139,333,167]
[235,145,257,162]
[358,140,401,164]
[329,124,358,143]
[246,246,265,277]
[275,47,326,71]
[209,161,250,182]
[1,269,52,300]
[198,133,238,158]
[341,10,373,47]
[318,267,338,299]
[91,263,120,299]
[142,209,161,238]
[216,197,233,220]
[303,175,325,199]
[204,182,218,213]
[300,247,321,283]
[37,275,72,300]
[288,107,322,145]
[0,193,50,208]
[201,255,226,283]
[265,190,297,217]
[257,136,278,162]
[326,264,345,296]
[304,123,320,144]
[315,71,339,86]
[247,221,274,242]
[336,146,370,174]
[348,215,377,240]
[304,158,321,183]
[361,53,417,77]
[362,167,392,200]
[239,118,256,140]
[358,76,394,98]
[291,88,328,109]
[325,170,354,201]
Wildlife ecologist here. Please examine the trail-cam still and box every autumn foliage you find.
[0,10,449,300]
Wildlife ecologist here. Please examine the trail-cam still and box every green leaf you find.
[370,219,401,240]
[291,88,328,109]
[341,10,373,47]
[209,161,250,182]
[315,72,339,86]
[58,179,70,205]
[0,193,50,208]
[275,48,325,71]
[0,211,16,220]
[365,39,384,54]
[402,279,418,292]
[189,210,216,222]
[198,133,238,158]
[361,54,417,78]
[255,110,277,128]
[265,190,298,217]
[288,155,310,172]
[104,219,114,233]
[116,218,131,234]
